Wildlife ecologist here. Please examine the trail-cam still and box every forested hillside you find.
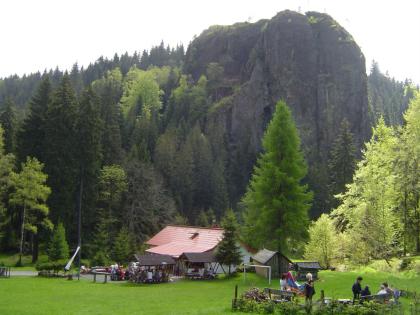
[0,10,417,261]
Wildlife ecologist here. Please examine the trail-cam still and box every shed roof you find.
[295,262,321,270]
[146,225,224,258]
[251,249,292,265]
[179,251,216,263]
[134,253,176,266]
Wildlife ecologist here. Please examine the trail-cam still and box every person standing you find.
[304,278,315,311]
[352,276,363,302]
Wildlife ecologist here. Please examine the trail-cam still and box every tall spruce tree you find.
[92,68,123,165]
[242,100,312,253]
[0,97,17,154]
[215,209,242,275]
[17,77,51,164]
[44,74,79,237]
[328,119,356,209]
[75,87,103,241]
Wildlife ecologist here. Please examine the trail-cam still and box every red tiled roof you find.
[145,225,224,258]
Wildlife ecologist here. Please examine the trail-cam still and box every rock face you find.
[185,10,370,216]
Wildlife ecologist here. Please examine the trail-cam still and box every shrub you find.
[36,259,67,273]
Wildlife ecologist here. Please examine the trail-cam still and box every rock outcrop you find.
[185,10,370,216]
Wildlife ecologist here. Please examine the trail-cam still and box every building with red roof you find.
[146,225,225,258]
[144,225,256,274]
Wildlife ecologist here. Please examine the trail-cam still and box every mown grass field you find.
[1,270,419,315]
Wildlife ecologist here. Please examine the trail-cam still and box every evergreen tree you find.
[242,101,312,253]
[9,157,52,264]
[215,209,242,275]
[328,119,356,209]
[76,87,103,241]
[0,126,15,251]
[195,210,209,227]
[98,164,127,221]
[92,68,123,165]
[124,160,176,244]
[48,222,69,261]
[112,226,134,264]
[0,97,17,154]
[91,217,110,266]
[17,77,51,164]
[44,74,79,232]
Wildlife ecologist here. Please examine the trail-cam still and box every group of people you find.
[352,276,399,302]
[129,265,169,283]
[279,269,315,307]
[110,264,129,281]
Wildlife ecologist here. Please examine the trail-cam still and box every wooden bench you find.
[0,267,11,278]
[360,293,391,304]
[92,272,111,283]
[264,288,296,302]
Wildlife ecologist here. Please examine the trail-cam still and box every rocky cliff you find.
[185,10,370,216]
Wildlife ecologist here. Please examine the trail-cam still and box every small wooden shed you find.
[294,261,321,280]
[178,252,220,277]
[251,249,292,278]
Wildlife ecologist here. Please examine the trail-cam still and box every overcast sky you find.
[1,0,419,83]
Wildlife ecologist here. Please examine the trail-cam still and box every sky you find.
[1,0,419,83]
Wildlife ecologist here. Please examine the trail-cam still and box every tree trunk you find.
[19,203,26,265]
[77,171,84,280]
[228,264,231,275]
[32,233,39,263]
[403,191,408,256]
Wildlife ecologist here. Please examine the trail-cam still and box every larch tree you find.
[395,92,420,253]
[333,118,399,263]
[10,157,51,265]
[304,214,339,269]
[242,100,312,253]
[0,126,15,251]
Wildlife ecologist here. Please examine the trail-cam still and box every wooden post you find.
[232,285,238,310]
[104,274,107,284]
[93,273,96,283]
[320,290,325,306]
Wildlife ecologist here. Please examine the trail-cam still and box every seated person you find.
[147,270,153,282]
[383,282,394,295]
[377,285,388,295]
[280,273,288,290]
[361,286,371,297]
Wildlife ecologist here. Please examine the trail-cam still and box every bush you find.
[399,257,413,271]
[36,259,67,273]
[234,288,406,314]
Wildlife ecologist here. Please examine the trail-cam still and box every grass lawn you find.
[0,253,46,271]
[0,271,419,315]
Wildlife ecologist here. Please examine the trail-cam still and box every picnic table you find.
[91,271,111,283]
[264,288,296,302]
[360,293,392,304]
